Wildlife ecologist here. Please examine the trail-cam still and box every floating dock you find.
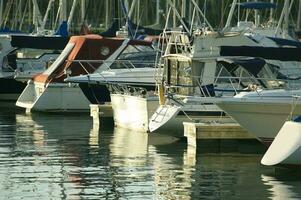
[183,121,255,147]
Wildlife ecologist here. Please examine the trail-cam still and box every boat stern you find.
[16,80,41,110]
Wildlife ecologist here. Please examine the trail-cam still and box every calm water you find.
[1,104,301,200]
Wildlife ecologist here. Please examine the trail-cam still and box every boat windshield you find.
[109,45,156,69]
[215,61,285,90]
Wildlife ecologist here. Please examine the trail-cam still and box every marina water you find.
[0,103,301,199]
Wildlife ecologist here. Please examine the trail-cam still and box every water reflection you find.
[110,127,148,166]
[262,171,301,199]
[109,127,195,199]
[0,111,300,199]
[3,113,94,199]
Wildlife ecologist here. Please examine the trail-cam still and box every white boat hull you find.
[111,94,236,137]
[16,81,90,112]
[110,94,158,132]
[261,121,301,166]
[217,99,301,145]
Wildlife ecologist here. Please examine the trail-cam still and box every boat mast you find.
[60,0,67,24]
[190,0,214,31]
[182,0,186,18]
[173,0,176,28]
[297,0,301,30]
[284,0,290,32]
[274,0,294,37]
[275,0,289,37]
[156,0,160,25]
[0,0,3,27]
[167,0,190,32]
[269,0,274,21]
[128,0,137,19]
[67,0,78,29]
[254,0,259,27]
[12,0,23,30]
[32,0,43,32]
[223,0,238,31]
[81,0,85,23]
[105,0,109,28]
[41,0,55,32]
[18,0,29,31]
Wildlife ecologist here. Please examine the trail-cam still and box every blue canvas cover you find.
[238,2,276,10]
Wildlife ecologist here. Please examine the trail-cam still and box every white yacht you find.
[215,88,301,166]
[65,46,157,104]
[216,89,301,146]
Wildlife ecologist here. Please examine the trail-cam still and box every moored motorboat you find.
[16,35,124,112]
[65,47,157,104]
[216,89,301,146]
[16,34,155,112]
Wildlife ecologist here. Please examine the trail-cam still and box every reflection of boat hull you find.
[217,97,301,145]
[0,77,26,101]
[16,81,90,112]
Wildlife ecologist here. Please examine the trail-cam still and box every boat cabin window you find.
[122,45,153,54]
[2,53,16,72]
[258,64,286,88]
[216,62,260,90]
[109,45,155,69]
[215,64,233,84]
[2,48,61,72]
[15,48,61,59]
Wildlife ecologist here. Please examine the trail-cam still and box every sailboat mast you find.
[297,0,301,30]
[128,0,137,19]
[269,0,274,21]
[284,0,290,32]
[41,0,55,31]
[173,0,176,28]
[81,0,85,23]
[32,0,43,31]
[255,0,259,27]
[182,0,186,18]
[67,0,78,28]
[60,0,67,23]
[105,0,109,28]
[0,0,3,27]
[156,0,160,25]
[224,0,238,30]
